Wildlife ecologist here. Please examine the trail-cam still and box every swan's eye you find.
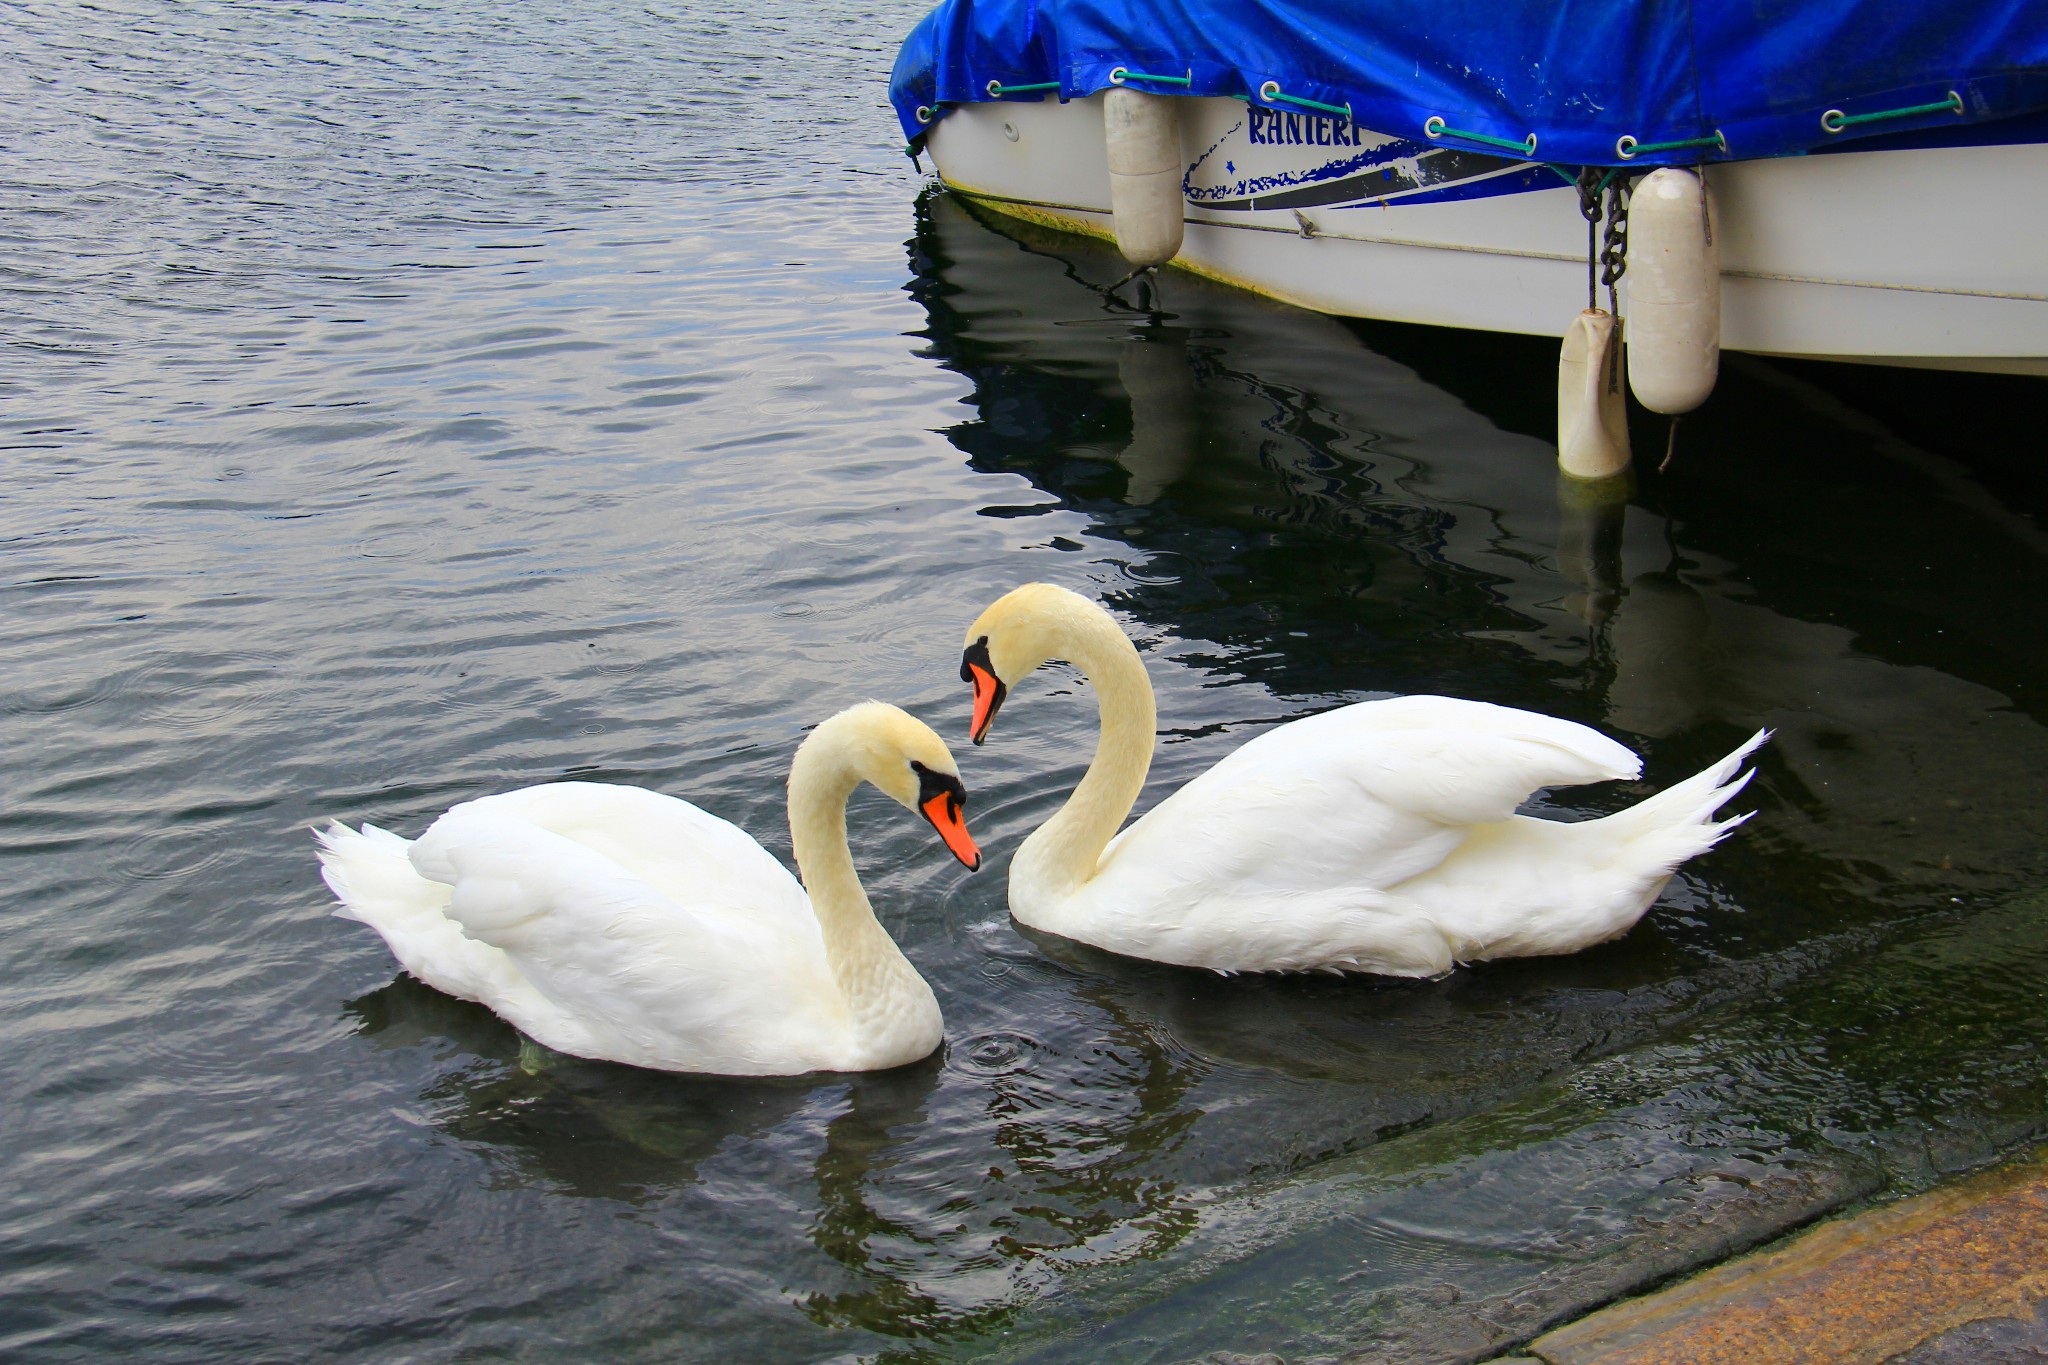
[911,760,966,813]
[961,636,993,684]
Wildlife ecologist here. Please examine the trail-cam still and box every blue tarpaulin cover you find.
[889,0,2048,166]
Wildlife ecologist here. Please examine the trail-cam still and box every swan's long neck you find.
[786,752,925,1025]
[1021,606,1157,894]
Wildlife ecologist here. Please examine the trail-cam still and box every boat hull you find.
[927,96,2048,375]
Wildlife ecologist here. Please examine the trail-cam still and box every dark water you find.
[5,3,2047,1361]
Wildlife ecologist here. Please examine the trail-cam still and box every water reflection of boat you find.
[914,187,2048,919]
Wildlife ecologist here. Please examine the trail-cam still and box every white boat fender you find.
[1626,167,1720,414]
[1103,88,1185,268]
[1558,308,1631,479]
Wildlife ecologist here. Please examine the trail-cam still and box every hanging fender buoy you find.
[1103,87,1185,268]
[1625,168,1720,414]
[1558,309,1632,479]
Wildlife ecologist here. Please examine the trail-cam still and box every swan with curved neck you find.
[316,702,979,1074]
[962,583,1765,975]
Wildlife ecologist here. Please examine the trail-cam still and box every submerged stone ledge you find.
[970,890,2048,1364]
[1530,1144,2048,1363]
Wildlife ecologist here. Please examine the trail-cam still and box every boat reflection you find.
[911,189,2048,925]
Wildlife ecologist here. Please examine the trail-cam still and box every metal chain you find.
[1599,179,1630,317]
[1601,179,1634,394]
[1574,167,1604,311]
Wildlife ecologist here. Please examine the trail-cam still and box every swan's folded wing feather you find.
[317,821,559,1017]
[422,782,814,940]
[411,804,835,1068]
[1094,696,1642,909]
[1205,695,1641,828]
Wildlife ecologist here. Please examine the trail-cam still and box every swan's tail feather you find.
[315,821,428,923]
[314,820,521,1007]
[1599,728,1770,872]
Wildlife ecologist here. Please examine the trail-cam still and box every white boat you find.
[891,1,2048,381]
[921,93,2048,377]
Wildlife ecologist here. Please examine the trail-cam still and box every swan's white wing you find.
[1058,697,1644,973]
[1197,695,1640,827]
[423,781,816,942]
[409,790,842,1073]
[1104,695,1639,890]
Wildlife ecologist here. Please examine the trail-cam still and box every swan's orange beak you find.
[921,789,981,871]
[912,760,981,871]
[961,637,1007,745]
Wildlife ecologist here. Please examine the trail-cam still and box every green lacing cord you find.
[1424,115,1536,156]
[1823,90,1963,133]
[1616,130,1727,159]
[1547,164,1629,190]
[987,79,1059,97]
[1258,80,1351,119]
[1108,66,1190,87]
[1547,164,1623,191]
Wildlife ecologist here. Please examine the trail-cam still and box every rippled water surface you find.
[6,3,2047,1361]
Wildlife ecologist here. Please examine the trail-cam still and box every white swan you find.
[960,583,1766,976]
[315,702,981,1075]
